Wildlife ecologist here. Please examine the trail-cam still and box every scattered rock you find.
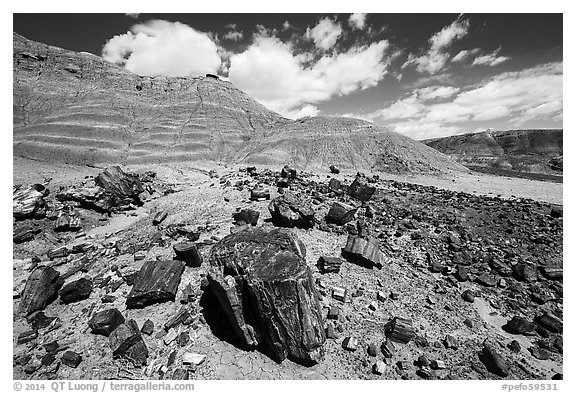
[233,209,260,226]
[182,352,206,366]
[126,260,185,308]
[348,174,376,201]
[342,336,358,351]
[329,165,340,174]
[59,278,93,304]
[18,266,64,316]
[141,320,154,336]
[17,330,38,344]
[152,210,168,226]
[13,184,49,219]
[535,312,562,333]
[341,235,386,269]
[461,290,476,303]
[504,316,536,335]
[268,192,315,228]
[108,319,148,366]
[61,351,82,368]
[332,287,348,302]
[372,360,386,375]
[317,256,344,274]
[385,317,415,344]
[173,242,202,267]
[508,340,521,353]
[250,186,270,201]
[326,201,357,225]
[88,308,125,336]
[479,340,509,377]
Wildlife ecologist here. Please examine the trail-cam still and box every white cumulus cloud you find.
[228,35,390,117]
[349,13,367,30]
[403,16,470,74]
[471,48,510,66]
[102,20,221,77]
[305,18,343,51]
[223,23,243,41]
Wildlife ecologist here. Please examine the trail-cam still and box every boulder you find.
[59,278,93,304]
[173,242,202,267]
[208,227,325,363]
[348,174,376,201]
[268,192,315,228]
[326,201,357,225]
[88,308,125,336]
[329,165,340,174]
[535,313,562,333]
[13,184,49,219]
[18,266,64,316]
[126,260,185,308]
[341,235,386,269]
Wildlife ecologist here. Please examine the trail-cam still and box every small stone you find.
[134,253,146,261]
[464,318,474,328]
[417,354,430,368]
[141,320,154,336]
[431,360,446,370]
[163,329,179,345]
[380,339,395,358]
[172,368,189,380]
[368,301,378,311]
[332,287,347,302]
[88,308,125,337]
[342,336,358,351]
[182,352,206,366]
[444,335,458,349]
[177,331,190,347]
[508,340,521,353]
[377,291,386,302]
[41,353,56,366]
[327,306,339,320]
[417,367,432,379]
[326,322,337,339]
[479,340,509,377]
[367,344,378,357]
[61,351,82,368]
[17,329,38,344]
[390,292,399,300]
[461,290,476,303]
[317,256,344,274]
[372,360,386,375]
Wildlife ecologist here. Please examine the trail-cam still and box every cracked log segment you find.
[95,166,144,207]
[18,266,64,316]
[268,192,315,229]
[341,235,387,269]
[207,227,326,364]
[126,260,185,309]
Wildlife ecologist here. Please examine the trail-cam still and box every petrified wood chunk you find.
[250,187,270,201]
[268,192,315,228]
[329,165,340,174]
[152,210,168,225]
[326,201,357,225]
[173,242,202,267]
[348,174,376,201]
[95,166,144,200]
[109,319,148,365]
[208,227,325,363]
[317,256,344,273]
[341,235,386,269]
[13,227,35,244]
[233,209,260,226]
[126,260,185,308]
[385,317,415,344]
[88,308,125,336]
[59,278,93,304]
[18,266,64,316]
[55,186,112,212]
[13,184,49,219]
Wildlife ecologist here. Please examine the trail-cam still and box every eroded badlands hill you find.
[423,130,563,176]
[13,33,465,174]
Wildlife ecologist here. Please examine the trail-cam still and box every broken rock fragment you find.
[109,319,148,366]
[341,235,386,269]
[18,266,64,316]
[326,201,357,225]
[385,317,415,344]
[59,278,93,304]
[348,174,376,201]
[126,260,185,308]
[173,242,202,267]
[268,192,315,228]
[88,308,125,336]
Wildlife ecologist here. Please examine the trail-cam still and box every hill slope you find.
[13,33,465,174]
[423,130,563,175]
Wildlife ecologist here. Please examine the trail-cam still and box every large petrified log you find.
[56,186,113,213]
[173,242,202,267]
[13,184,49,219]
[18,266,64,316]
[341,235,387,269]
[268,192,315,228]
[126,260,185,308]
[326,201,357,225]
[348,174,376,201]
[208,227,326,364]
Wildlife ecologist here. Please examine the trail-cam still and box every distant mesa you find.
[13,32,464,175]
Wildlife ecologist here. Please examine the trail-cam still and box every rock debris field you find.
[13,164,562,380]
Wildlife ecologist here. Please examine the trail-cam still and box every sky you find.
[13,13,563,140]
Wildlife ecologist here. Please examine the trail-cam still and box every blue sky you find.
[14,13,563,140]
